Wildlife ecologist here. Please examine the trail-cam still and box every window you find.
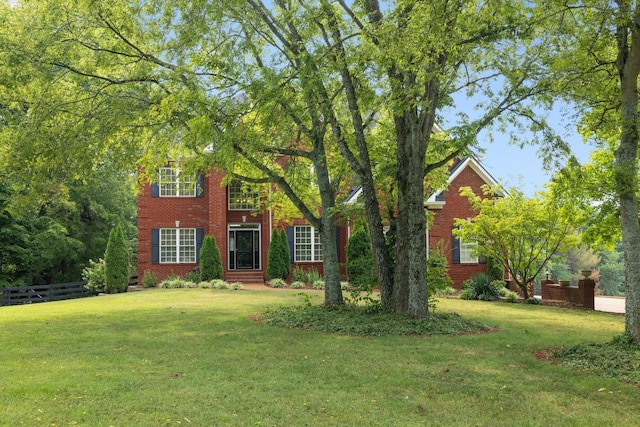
[228,180,259,210]
[459,238,478,263]
[294,226,322,262]
[160,228,196,263]
[158,167,197,197]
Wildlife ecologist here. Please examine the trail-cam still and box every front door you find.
[235,231,254,269]
[229,225,260,270]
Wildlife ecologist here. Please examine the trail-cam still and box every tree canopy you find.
[456,185,579,299]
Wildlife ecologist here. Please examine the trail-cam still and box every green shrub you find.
[200,235,223,281]
[503,290,519,303]
[280,229,291,279]
[199,281,213,289]
[435,286,456,298]
[184,281,199,288]
[141,270,157,288]
[486,256,504,281]
[160,279,184,288]
[211,279,229,289]
[267,230,287,280]
[307,268,320,284]
[292,266,307,283]
[427,248,453,296]
[269,278,287,288]
[230,282,243,290]
[340,281,350,290]
[460,273,504,301]
[104,225,130,294]
[291,281,305,289]
[184,271,200,283]
[525,297,542,305]
[312,279,325,290]
[82,258,106,293]
[346,226,376,290]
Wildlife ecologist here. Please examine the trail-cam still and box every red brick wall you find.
[138,168,345,283]
[429,165,490,288]
[137,174,211,282]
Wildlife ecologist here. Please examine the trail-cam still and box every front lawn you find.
[0,288,636,426]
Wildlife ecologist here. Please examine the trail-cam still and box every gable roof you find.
[425,155,504,209]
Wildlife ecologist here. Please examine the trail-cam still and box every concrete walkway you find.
[594,296,625,314]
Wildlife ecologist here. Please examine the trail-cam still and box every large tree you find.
[538,0,640,340]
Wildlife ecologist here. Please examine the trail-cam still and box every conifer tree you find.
[346,226,376,290]
[104,225,129,293]
[279,229,291,280]
[200,235,223,281]
[266,230,285,280]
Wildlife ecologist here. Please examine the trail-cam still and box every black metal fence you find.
[0,281,96,307]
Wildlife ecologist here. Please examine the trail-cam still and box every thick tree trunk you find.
[616,4,640,341]
[360,174,394,307]
[393,120,428,318]
[319,212,343,306]
[315,151,344,306]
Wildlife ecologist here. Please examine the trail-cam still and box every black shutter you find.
[451,227,460,264]
[286,226,295,263]
[151,229,160,264]
[151,183,159,197]
[196,228,204,262]
[196,174,204,198]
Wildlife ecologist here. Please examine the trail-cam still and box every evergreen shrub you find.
[104,225,129,294]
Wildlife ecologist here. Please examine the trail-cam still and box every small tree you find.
[266,230,285,280]
[346,226,376,290]
[104,225,129,294]
[200,235,223,281]
[456,185,579,299]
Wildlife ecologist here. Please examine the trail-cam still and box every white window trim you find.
[158,167,197,197]
[294,225,322,262]
[459,238,479,264]
[228,180,259,210]
[160,228,196,264]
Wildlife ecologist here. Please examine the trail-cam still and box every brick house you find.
[137,156,500,287]
[137,166,348,283]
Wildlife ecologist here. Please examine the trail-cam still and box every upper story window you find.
[228,180,259,210]
[294,225,323,262]
[158,167,197,197]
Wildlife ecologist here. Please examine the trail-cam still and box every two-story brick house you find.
[137,155,500,288]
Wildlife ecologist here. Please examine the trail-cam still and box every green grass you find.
[0,289,637,426]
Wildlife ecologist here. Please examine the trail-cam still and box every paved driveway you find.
[594,296,625,314]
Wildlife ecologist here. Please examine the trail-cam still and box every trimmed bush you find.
[104,225,129,294]
[291,281,305,289]
[346,226,376,290]
[230,282,243,290]
[280,229,291,279]
[267,230,289,280]
[200,235,223,281]
[312,279,325,290]
[269,278,287,288]
[211,279,229,289]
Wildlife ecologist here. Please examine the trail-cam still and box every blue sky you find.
[476,130,593,197]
